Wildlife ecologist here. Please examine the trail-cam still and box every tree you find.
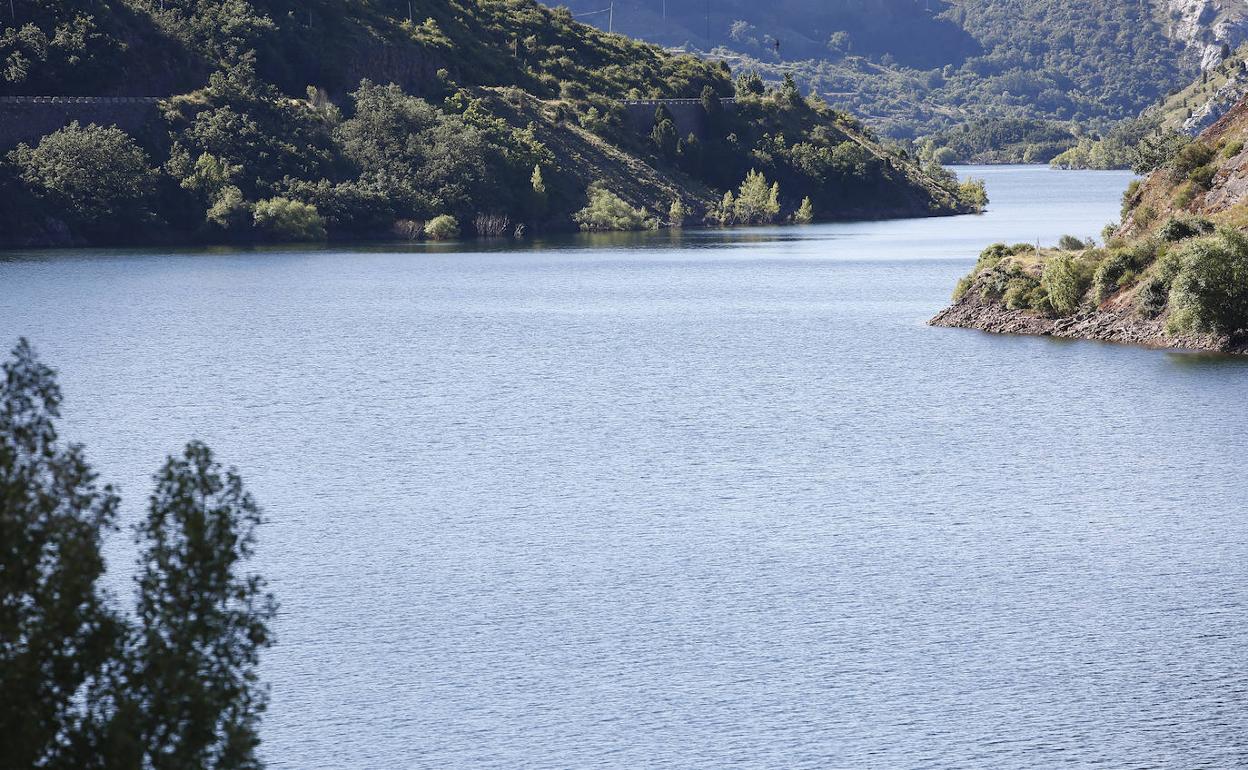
[717,190,736,224]
[735,71,764,96]
[651,106,679,161]
[734,169,781,224]
[337,81,502,219]
[9,122,157,237]
[794,196,814,224]
[168,57,337,205]
[0,339,123,769]
[700,84,723,132]
[1,339,280,768]
[957,178,988,211]
[668,197,686,227]
[529,164,548,218]
[128,442,277,769]
[779,73,802,106]
[1130,129,1189,174]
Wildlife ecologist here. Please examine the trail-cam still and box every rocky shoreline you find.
[929,289,1248,355]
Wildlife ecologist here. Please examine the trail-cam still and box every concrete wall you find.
[620,98,736,142]
[0,97,162,149]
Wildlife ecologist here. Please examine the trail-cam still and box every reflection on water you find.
[3,166,1247,768]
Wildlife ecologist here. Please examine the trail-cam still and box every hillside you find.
[932,94,1248,354]
[555,0,1248,159]
[1050,45,1248,170]
[0,0,979,248]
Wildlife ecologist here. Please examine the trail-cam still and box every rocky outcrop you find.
[1163,0,1248,70]
[929,282,1245,353]
[1183,60,1248,133]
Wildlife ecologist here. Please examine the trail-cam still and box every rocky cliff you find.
[1162,0,1248,69]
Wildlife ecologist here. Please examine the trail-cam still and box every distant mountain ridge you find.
[549,0,1248,154]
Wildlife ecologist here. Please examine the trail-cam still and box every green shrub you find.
[1171,142,1215,175]
[1173,181,1199,208]
[952,274,974,300]
[1135,205,1158,227]
[979,269,1012,301]
[1121,179,1142,219]
[252,197,326,241]
[1093,251,1134,303]
[973,243,1015,273]
[1003,277,1039,309]
[1190,163,1217,189]
[1041,253,1093,314]
[1027,286,1054,315]
[1132,130,1190,174]
[281,179,395,233]
[1137,276,1169,317]
[573,183,659,231]
[1123,238,1160,268]
[424,214,460,240]
[1222,139,1244,158]
[1158,215,1214,242]
[1143,247,1183,302]
[1167,229,1248,336]
[957,178,988,211]
[1058,234,1086,251]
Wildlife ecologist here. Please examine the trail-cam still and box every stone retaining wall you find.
[620,98,736,142]
[0,97,163,149]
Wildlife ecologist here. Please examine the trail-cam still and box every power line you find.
[573,1,613,33]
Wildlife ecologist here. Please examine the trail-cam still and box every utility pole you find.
[608,0,613,34]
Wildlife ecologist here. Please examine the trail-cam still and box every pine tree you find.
[651,108,679,161]
[733,169,780,224]
[668,197,686,227]
[530,164,548,218]
[718,190,736,225]
[794,196,814,224]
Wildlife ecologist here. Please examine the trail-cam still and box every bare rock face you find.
[1183,61,1248,133]
[1164,0,1248,70]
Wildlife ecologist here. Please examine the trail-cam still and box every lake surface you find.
[4,165,1248,768]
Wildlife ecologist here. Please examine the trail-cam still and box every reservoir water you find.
[3,165,1247,767]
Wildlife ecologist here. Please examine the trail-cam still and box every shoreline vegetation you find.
[0,0,985,251]
[932,96,1248,355]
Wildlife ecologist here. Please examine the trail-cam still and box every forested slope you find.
[0,0,980,248]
